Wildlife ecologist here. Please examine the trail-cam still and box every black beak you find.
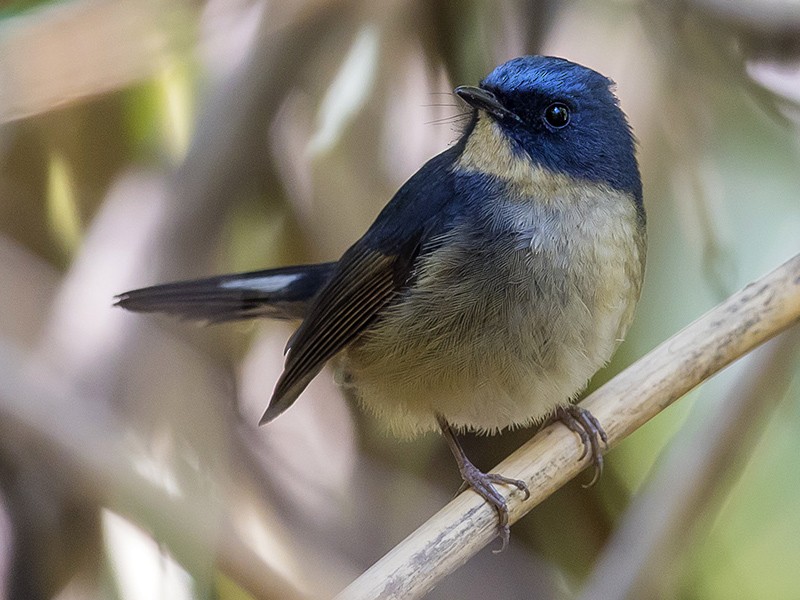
[454,86,520,122]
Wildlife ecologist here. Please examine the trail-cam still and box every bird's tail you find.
[114,262,336,322]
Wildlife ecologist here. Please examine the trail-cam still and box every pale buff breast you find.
[339,117,645,437]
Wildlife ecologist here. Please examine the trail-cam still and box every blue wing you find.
[261,145,463,423]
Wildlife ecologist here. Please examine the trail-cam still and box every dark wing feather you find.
[258,143,463,424]
[260,240,420,424]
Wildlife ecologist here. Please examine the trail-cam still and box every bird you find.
[116,55,646,550]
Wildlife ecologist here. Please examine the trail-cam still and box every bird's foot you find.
[548,405,608,487]
[437,415,529,552]
[456,461,530,553]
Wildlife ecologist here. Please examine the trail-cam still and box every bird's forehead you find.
[481,56,611,98]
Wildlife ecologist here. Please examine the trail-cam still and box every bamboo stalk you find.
[334,252,800,600]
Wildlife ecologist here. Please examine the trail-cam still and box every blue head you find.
[455,56,642,206]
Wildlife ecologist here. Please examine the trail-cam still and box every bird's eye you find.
[544,103,570,129]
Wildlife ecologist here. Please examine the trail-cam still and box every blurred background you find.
[0,0,799,598]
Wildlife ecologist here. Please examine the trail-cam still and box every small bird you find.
[116,55,646,549]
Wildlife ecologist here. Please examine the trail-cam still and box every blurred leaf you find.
[46,150,81,257]
[0,0,52,20]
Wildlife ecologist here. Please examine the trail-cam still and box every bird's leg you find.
[546,405,608,487]
[436,415,530,552]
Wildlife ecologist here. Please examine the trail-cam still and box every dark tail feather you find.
[114,262,336,322]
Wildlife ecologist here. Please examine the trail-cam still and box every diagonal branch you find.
[578,325,800,599]
[334,252,800,600]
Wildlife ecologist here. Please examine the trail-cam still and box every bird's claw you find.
[456,462,530,552]
[549,405,607,487]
